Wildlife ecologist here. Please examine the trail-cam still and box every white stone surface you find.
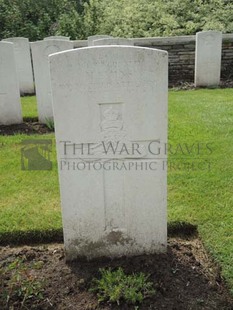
[88,35,113,46]
[31,40,73,122]
[93,38,134,46]
[44,36,70,41]
[73,40,88,48]
[0,42,22,125]
[50,46,168,260]
[195,31,222,87]
[2,37,34,95]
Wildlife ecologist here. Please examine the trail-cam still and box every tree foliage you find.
[83,0,233,38]
[0,0,86,40]
[0,0,232,40]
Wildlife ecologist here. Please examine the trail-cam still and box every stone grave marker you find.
[93,38,134,46]
[0,42,22,125]
[2,37,34,95]
[44,36,70,41]
[88,35,113,46]
[195,31,222,87]
[31,40,73,122]
[49,46,168,260]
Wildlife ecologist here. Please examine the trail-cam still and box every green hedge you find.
[0,0,232,41]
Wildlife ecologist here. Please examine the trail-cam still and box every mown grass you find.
[0,134,61,233]
[0,89,233,292]
[168,88,233,293]
[21,96,38,119]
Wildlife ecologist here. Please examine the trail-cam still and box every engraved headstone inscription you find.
[49,46,168,260]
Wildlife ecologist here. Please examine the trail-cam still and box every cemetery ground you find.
[0,88,233,309]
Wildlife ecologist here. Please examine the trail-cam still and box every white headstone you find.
[93,38,134,46]
[44,36,70,41]
[0,42,22,125]
[31,40,73,123]
[88,35,113,46]
[195,31,222,87]
[73,40,88,48]
[2,37,34,95]
[50,46,168,260]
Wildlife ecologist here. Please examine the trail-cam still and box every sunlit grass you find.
[0,89,233,292]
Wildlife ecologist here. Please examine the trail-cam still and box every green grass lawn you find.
[1,89,233,292]
[168,89,233,293]
[21,96,38,119]
[0,134,60,232]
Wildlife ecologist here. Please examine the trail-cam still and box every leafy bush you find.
[0,0,232,40]
[0,0,86,40]
[90,267,155,305]
[83,0,233,38]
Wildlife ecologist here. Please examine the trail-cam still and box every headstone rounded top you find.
[88,35,113,46]
[2,37,29,42]
[31,40,73,51]
[93,38,134,46]
[50,45,168,59]
[0,41,13,45]
[32,39,71,44]
[196,30,222,36]
[44,36,70,41]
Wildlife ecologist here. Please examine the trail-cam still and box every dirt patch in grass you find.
[0,120,53,135]
[0,237,232,310]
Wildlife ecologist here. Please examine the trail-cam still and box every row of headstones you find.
[0,31,223,260]
[0,36,70,125]
[0,35,132,125]
[0,31,222,126]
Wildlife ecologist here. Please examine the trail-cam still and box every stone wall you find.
[74,33,233,86]
[221,34,233,81]
[134,36,196,85]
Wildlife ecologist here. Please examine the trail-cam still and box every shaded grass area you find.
[0,222,197,246]
[0,89,233,292]
[21,96,38,119]
[0,228,63,245]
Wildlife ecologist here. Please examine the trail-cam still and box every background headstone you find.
[195,31,222,87]
[50,46,168,260]
[88,35,113,46]
[2,37,34,95]
[31,40,73,123]
[0,42,22,125]
[44,36,70,41]
[93,38,134,46]
[73,40,88,48]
